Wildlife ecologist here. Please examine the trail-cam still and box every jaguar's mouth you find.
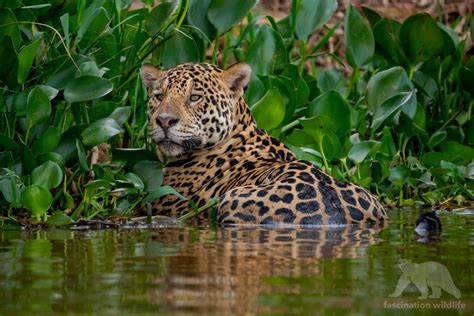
[158,139,181,147]
[156,137,202,156]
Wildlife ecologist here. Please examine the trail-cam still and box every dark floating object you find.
[415,211,442,236]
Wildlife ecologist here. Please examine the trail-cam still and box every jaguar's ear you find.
[221,63,251,95]
[140,64,162,89]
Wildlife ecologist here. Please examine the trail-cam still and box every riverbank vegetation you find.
[0,0,472,225]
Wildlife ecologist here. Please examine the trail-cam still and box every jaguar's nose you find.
[156,114,179,129]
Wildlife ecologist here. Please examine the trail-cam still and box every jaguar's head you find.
[140,62,251,160]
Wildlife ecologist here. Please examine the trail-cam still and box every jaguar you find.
[140,62,387,225]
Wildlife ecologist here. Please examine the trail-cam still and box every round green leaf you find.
[294,0,337,39]
[389,166,410,186]
[27,86,51,127]
[344,5,374,68]
[47,211,74,226]
[285,129,314,147]
[31,127,61,156]
[299,115,332,144]
[161,30,199,69]
[399,13,445,64]
[348,140,381,164]
[207,0,257,33]
[133,160,164,192]
[247,25,287,76]
[373,18,403,63]
[145,1,179,35]
[306,90,350,139]
[371,91,416,130]
[440,141,474,162]
[64,76,113,103]
[21,185,53,219]
[81,118,123,147]
[31,161,63,189]
[427,130,447,150]
[251,88,285,130]
[366,66,414,112]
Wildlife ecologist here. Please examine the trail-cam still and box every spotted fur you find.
[140,62,387,226]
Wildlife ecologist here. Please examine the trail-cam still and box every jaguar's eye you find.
[189,94,201,102]
[156,93,164,101]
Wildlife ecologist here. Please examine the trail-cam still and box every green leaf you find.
[366,66,415,113]
[285,129,314,147]
[0,176,21,207]
[208,0,257,33]
[373,18,403,63]
[294,0,337,39]
[389,166,410,186]
[31,161,63,190]
[77,7,109,47]
[161,30,199,69]
[27,86,51,127]
[47,212,74,226]
[38,85,59,100]
[145,1,179,35]
[371,91,416,130]
[133,160,164,192]
[0,8,20,50]
[76,139,89,171]
[0,133,19,151]
[361,5,382,26]
[112,148,158,169]
[188,0,216,39]
[299,115,332,144]
[246,25,286,76]
[399,105,426,138]
[144,185,187,203]
[399,13,445,64]
[108,107,131,125]
[348,140,381,164]
[17,38,41,84]
[244,73,266,106]
[306,90,350,139]
[20,142,37,173]
[427,130,447,149]
[64,76,113,103]
[85,179,111,191]
[251,88,285,130]
[21,185,53,219]
[81,118,123,147]
[440,141,474,162]
[317,68,346,95]
[344,5,374,68]
[125,173,145,191]
[422,152,459,168]
[31,127,61,156]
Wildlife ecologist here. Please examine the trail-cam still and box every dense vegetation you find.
[0,0,472,225]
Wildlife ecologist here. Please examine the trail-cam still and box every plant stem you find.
[281,119,301,133]
[318,141,330,174]
[177,198,218,222]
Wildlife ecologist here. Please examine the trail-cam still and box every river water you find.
[0,208,473,315]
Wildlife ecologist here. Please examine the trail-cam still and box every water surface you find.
[0,209,473,315]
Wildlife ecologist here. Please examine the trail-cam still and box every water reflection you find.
[0,209,473,315]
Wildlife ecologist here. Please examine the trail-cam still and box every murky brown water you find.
[0,209,473,315]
